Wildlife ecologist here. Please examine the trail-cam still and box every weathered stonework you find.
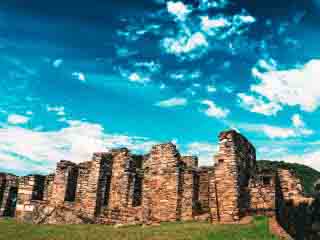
[142,143,183,224]
[248,169,276,216]
[275,169,320,239]
[0,173,18,217]
[212,130,256,222]
[2,128,317,238]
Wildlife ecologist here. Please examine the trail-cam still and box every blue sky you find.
[1,0,320,175]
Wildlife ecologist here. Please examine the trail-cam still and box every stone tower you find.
[212,130,256,222]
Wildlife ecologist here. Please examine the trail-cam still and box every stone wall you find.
[15,175,46,221]
[276,169,320,239]
[212,130,256,222]
[142,143,183,224]
[0,173,18,217]
[180,156,198,221]
[12,128,320,233]
[248,169,276,216]
[98,149,144,224]
[51,161,78,205]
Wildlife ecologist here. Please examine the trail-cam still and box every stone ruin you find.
[1,129,320,238]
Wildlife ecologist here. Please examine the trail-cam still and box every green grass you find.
[0,216,278,240]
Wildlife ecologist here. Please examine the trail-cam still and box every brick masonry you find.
[0,129,318,237]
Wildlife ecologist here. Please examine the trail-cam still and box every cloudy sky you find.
[0,0,320,175]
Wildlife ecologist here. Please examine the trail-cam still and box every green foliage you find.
[257,160,320,194]
[0,217,278,240]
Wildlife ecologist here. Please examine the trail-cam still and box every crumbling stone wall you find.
[0,173,18,217]
[248,170,276,216]
[142,143,183,224]
[76,153,112,217]
[12,128,320,230]
[180,156,198,221]
[99,149,144,224]
[43,174,55,201]
[212,130,256,222]
[51,161,78,205]
[276,169,320,239]
[15,175,46,221]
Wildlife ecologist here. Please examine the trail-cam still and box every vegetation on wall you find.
[257,160,320,194]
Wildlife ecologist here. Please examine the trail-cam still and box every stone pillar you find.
[198,167,212,214]
[212,130,256,222]
[180,156,198,221]
[108,148,134,210]
[43,174,55,202]
[0,173,7,215]
[80,153,112,217]
[209,172,219,221]
[0,173,18,217]
[142,143,183,224]
[50,161,78,205]
[15,175,45,220]
[130,155,144,207]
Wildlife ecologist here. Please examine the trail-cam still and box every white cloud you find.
[270,150,320,172]
[292,114,304,128]
[72,72,86,82]
[155,97,187,108]
[162,32,209,59]
[261,125,297,139]
[128,72,150,84]
[47,105,65,116]
[237,93,282,116]
[134,61,161,73]
[236,15,256,24]
[201,100,230,118]
[250,59,320,112]
[52,59,63,68]
[200,12,255,37]
[7,114,29,125]
[258,143,320,171]
[167,1,191,21]
[160,83,166,89]
[199,0,229,10]
[201,16,230,32]
[207,85,217,93]
[0,121,157,174]
[186,142,218,166]
[243,118,313,139]
[291,114,313,136]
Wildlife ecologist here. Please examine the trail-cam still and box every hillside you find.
[257,160,320,194]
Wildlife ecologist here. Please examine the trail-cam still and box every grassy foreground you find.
[0,216,278,240]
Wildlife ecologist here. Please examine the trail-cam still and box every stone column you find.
[180,156,198,221]
[142,143,183,224]
[43,174,55,202]
[15,175,44,220]
[198,167,212,214]
[50,161,78,205]
[0,173,18,217]
[81,153,112,217]
[211,130,257,222]
[212,130,248,222]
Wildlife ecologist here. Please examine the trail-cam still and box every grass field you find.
[0,216,278,240]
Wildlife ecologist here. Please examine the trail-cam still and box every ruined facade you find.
[0,130,310,231]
